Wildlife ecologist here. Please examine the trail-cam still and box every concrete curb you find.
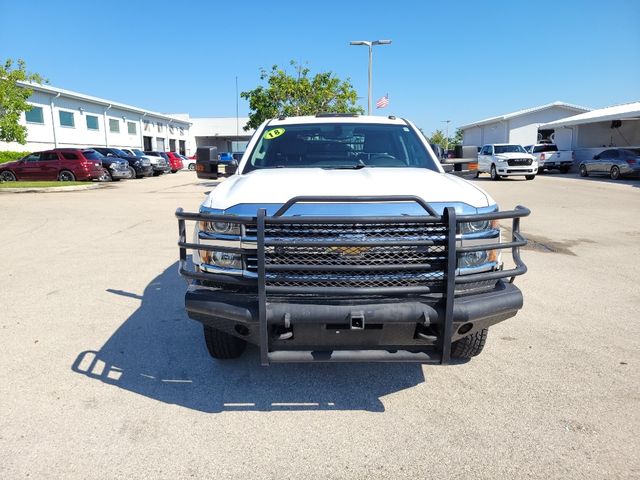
[0,183,109,193]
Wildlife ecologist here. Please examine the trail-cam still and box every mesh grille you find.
[262,221,448,291]
[507,158,533,166]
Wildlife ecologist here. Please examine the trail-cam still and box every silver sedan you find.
[579,148,640,179]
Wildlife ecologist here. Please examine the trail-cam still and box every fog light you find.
[458,250,488,268]
[211,251,242,269]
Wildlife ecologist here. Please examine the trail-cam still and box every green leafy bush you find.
[0,151,28,164]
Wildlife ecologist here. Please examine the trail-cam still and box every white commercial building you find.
[539,102,640,161]
[185,116,255,153]
[460,101,591,150]
[1,82,192,154]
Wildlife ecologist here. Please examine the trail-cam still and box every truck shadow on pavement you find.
[71,262,426,413]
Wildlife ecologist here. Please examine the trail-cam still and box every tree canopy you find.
[240,61,363,131]
[0,58,47,144]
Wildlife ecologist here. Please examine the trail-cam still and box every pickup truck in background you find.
[524,144,574,173]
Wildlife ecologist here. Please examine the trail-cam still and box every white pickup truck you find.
[176,114,530,366]
[524,144,574,173]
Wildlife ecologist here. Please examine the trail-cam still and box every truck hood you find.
[204,168,493,211]
[495,152,535,160]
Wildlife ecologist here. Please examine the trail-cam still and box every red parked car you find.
[0,149,105,182]
[165,152,184,173]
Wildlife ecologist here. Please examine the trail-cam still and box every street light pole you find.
[350,39,392,115]
[442,119,451,153]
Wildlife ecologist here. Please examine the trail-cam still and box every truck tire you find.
[525,175,535,180]
[490,164,500,181]
[560,165,570,174]
[451,328,488,359]
[203,325,247,359]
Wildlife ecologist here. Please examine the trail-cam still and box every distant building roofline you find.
[459,101,591,130]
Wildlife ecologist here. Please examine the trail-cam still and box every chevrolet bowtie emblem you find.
[328,246,370,256]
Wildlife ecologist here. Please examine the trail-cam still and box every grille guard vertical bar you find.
[441,207,457,364]
[257,208,269,366]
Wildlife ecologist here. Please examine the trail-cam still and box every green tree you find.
[0,59,46,144]
[428,129,447,149]
[240,61,363,130]
[450,127,463,147]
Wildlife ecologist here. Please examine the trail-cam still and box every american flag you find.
[376,94,389,109]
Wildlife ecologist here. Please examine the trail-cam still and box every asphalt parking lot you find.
[1,171,639,479]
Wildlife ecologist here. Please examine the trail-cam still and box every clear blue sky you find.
[1,0,638,134]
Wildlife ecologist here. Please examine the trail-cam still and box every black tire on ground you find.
[610,166,620,180]
[128,166,137,179]
[58,170,76,181]
[560,166,570,174]
[525,174,536,180]
[188,163,196,171]
[171,169,177,174]
[451,328,489,359]
[203,325,247,359]
[0,170,17,182]
[579,164,588,177]
[490,164,500,181]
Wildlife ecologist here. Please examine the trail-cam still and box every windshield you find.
[495,145,527,154]
[112,148,128,156]
[244,123,439,172]
[132,149,144,157]
[82,150,104,160]
[533,145,558,153]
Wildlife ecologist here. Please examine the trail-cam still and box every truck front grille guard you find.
[176,196,530,365]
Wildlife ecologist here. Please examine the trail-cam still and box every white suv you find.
[477,144,538,180]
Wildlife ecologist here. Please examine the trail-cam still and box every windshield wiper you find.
[323,159,369,170]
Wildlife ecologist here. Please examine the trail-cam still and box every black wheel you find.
[610,166,620,180]
[0,170,17,182]
[451,328,488,359]
[203,325,247,359]
[579,164,588,177]
[188,163,196,171]
[128,166,137,179]
[490,164,500,181]
[525,174,536,180]
[559,166,570,174]
[58,170,76,182]
[171,169,177,174]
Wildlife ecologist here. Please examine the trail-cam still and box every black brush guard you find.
[176,196,529,365]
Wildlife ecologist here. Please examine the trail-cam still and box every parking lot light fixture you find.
[349,39,392,115]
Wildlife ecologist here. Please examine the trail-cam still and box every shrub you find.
[0,151,29,164]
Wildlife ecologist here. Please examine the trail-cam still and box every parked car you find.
[179,154,196,171]
[524,144,573,173]
[143,151,171,175]
[90,150,131,181]
[175,114,530,364]
[579,148,640,179]
[122,148,169,176]
[0,149,104,182]
[477,144,538,180]
[92,147,153,179]
[165,152,184,173]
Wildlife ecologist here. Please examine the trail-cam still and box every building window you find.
[179,127,184,136]
[169,125,175,134]
[25,106,44,124]
[127,121,137,135]
[143,120,151,131]
[109,118,120,133]
[86,115,99,130]
[59,111,75,128]
[157,122,164,133]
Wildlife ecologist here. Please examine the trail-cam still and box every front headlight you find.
[460,219,499,234]
[199,221,241,236]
